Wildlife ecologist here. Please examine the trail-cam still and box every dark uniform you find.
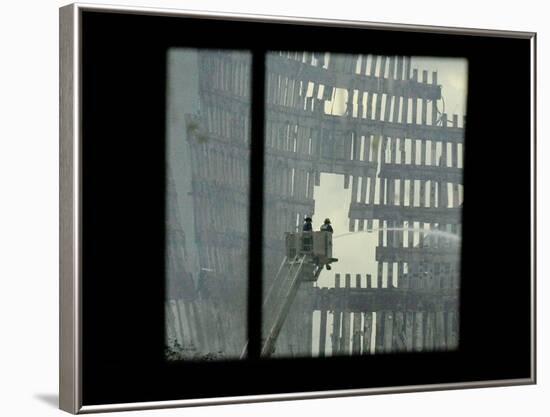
[320,218,333,270]
[302,217,313,252]
[320,218,333,233]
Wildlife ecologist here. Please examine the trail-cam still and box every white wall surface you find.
[0,0,545,415]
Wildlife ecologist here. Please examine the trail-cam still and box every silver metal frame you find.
[59,2,537,414]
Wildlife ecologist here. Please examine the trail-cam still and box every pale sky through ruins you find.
[311,54,468,289]
[308,54,468,355]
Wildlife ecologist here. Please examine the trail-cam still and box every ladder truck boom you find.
[240,231,338,358]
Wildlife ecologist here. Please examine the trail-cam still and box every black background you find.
[81,10,533,406]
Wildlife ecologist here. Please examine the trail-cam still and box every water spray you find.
[333,227,461,242]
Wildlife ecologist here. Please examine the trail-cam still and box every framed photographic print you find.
[59,2,536,413]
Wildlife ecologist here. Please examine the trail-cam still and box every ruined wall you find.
[166,49,464,359]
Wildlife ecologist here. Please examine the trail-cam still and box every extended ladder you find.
[261,254,307,357]
[240,254,308,359]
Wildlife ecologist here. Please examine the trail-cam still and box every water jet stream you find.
[333,227,461,242]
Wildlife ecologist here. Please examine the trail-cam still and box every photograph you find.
[165,48,467,360]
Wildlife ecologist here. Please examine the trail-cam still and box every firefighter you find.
[302,217,313,253]
[320,218,334,270]
[302,216,313,232]
[320,218,333,233]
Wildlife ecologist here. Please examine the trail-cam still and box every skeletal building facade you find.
[165,49,465,360]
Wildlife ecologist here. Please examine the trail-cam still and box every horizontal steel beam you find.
[312,286,458,312]
[349,203,462,223]
[266,103,465,144]
[379,163,463,183]
[268,54,441,100]
[376,246,461,263]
